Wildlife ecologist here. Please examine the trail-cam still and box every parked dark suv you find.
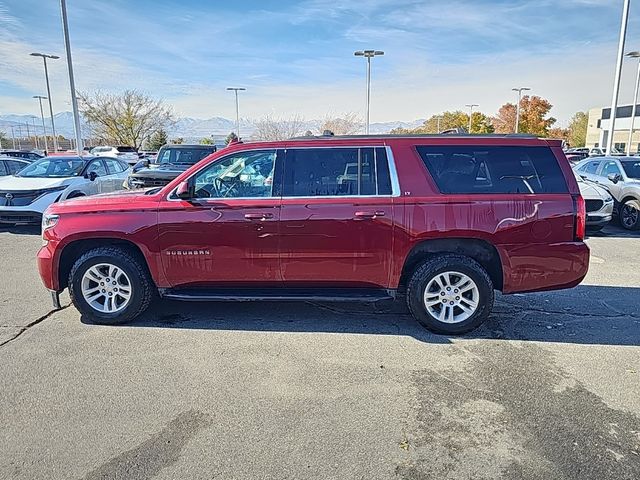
[38,134,589,334]
[125,144,217,189]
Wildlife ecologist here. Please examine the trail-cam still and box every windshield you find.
[16,157,85,178]
[620,160,640,179]
[155,147,215,165]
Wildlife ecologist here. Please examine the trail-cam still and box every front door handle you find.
[354,211,385,219]
[244,213,274,220]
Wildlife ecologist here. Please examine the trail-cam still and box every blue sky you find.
[1,0,640,124]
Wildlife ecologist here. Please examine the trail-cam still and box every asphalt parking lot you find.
[0,224,639,480]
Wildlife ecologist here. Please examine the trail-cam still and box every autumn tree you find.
[567,111,588,147]
[78,90,175,149]
[493,95,556,136]
[145,128,168,151]
[253,115,306,141]
[548,127,570,143]
[318,113,362,135]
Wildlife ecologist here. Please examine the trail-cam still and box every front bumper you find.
[37,238,59,292]
[0,191,61,223]
[586,200,614,227]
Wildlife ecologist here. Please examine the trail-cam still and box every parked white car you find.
[91,146,139,165]
[0,156,130,224]
[575,174,613,231]
[0,157,31,177]
[574,156,640,230]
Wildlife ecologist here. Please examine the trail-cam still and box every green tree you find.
[146,128,168,151]
[390,110,493,134]
[567,111,588,147]
[200,137,214,145]
[225,132,238,145]
[0,130,7,149]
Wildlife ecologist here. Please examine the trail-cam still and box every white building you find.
[586,104,640,153]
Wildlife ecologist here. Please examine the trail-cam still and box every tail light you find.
[573,194,586,241]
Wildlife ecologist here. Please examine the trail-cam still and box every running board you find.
[160,288,396,302]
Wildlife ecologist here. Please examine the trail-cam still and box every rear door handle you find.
[244,213,274,220]
[354,211,385,219]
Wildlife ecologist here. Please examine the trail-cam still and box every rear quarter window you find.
[416,145,568,194]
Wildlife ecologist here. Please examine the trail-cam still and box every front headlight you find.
[42,213,59,231]
[604,195,614,203]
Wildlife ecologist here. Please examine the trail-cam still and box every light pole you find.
[625,51,640,155]
[354,50,384,134]
[606,0,631,155]
[31,116,39,149]
[33,95,49,153]
[465,104,478,133]
[10,126,16,149]
[60,0,83,153]
[226,87,246,138]
[512,87,530,133]
[30,52,59,152]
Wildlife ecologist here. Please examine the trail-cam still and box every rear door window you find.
[416,145,568,194]
[104,158,126,174]
[579,161,600,174]
[0,161,7,176]
[283,147,393,197]
[6,160,27,174]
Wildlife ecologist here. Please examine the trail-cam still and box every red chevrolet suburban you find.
[37,134,589,334]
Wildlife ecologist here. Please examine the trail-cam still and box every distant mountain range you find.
[0,112,425,142]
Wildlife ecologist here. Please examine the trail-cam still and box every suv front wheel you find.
[68,246,154,324]
[407,254,494,335]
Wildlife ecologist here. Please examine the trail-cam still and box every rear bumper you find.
[499,241,590,294]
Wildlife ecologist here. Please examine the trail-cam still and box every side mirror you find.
[175,180,191,200]
[143,159,150,167]
[85,171,98,181]
[607,173,621,184]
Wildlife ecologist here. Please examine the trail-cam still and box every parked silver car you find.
[574,156,640,230]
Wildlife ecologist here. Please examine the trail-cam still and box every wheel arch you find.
[398,237,504,292]
[58,238,152,291]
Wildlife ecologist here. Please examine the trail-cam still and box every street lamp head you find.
[30,52,59,59]
[626,51,640,58]
[355,50,384,57]
[226,87,246,91]
[33,95,47,99]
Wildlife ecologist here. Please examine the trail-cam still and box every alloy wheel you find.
[423,271,480,324]
[81,263,132,313]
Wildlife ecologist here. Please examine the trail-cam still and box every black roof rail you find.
[288,133,539,140]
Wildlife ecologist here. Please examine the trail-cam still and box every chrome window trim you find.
[166,145,401,201]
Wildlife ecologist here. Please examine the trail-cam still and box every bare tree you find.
[78,90,175,149]
[318,113,363,135]
[253,114,306,141]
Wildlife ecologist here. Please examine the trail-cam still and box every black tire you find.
[620,199,640,230]
[68,247,154,324]
[406,254,494,335]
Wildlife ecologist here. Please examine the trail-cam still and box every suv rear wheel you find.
[68,247,154,324]
[620,199,640,230]
[407,254,494,335]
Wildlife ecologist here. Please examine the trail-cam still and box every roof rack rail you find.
[288,133,539,140]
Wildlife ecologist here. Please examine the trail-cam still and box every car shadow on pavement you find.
[82,284,640,346]
[587,223,638,239]
[0,224,41,235]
